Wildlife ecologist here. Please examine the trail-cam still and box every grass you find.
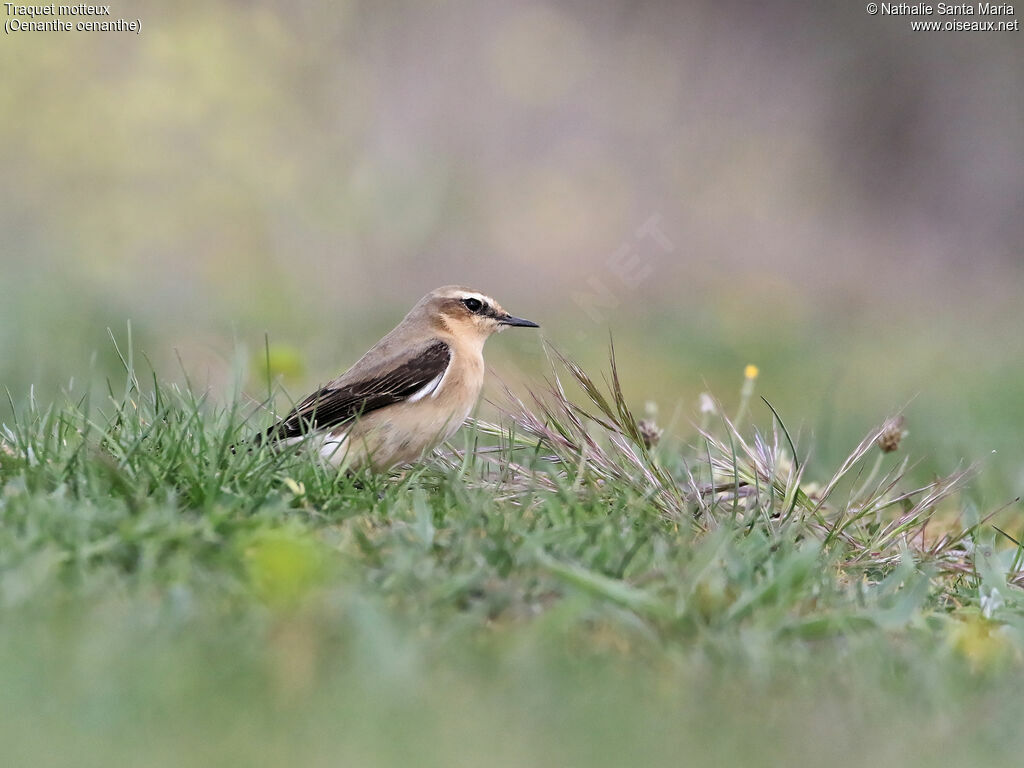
[1,337,1023,767]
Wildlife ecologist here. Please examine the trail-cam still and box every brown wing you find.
[259,340,451,443]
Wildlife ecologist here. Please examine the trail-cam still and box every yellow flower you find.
[744,364,759,380]
[949,614,1012,671]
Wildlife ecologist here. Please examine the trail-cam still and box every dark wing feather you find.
[259,340,451,443]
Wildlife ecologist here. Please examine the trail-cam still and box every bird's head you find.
[423,285,539,342]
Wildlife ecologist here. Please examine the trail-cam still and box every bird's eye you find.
[462,298,484,313]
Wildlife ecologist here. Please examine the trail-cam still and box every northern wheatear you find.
[257,286,539,470]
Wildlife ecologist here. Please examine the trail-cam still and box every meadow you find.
[1,330,1022,767]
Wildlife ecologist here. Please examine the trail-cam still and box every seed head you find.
[877,416,906,453]
[637,419,663,450]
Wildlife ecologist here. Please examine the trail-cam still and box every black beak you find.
[499,314,540,328]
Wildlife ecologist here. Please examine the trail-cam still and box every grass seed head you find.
[877,416,907,453]
[637,419,663,449]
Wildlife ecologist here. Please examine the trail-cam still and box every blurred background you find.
[1,0,1021,494]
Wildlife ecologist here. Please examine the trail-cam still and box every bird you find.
[255,285,539,471]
